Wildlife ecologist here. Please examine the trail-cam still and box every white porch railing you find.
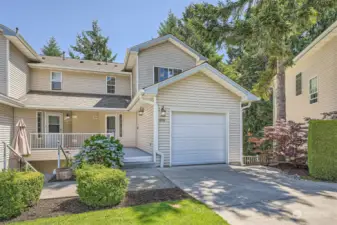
[30,133,115,150]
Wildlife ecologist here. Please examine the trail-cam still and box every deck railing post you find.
[57,140,61,168]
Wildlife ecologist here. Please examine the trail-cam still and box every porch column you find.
[153,97,159,162]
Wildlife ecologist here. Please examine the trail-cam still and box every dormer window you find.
[154,67,182,84]
[51,72,62,90]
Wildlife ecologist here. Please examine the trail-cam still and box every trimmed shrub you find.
[308,120,337,181]
[0,171,44,220]
[76,164,129,207]
[75,134,124,168]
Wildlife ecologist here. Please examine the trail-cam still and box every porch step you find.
[124,156,153,163]
[123,162,156,169]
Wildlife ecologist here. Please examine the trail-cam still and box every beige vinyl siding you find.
[30,69,131,96]
[0,103,14,169]
[138,41,196,90]
[14,108,72,141]
[285,36,337,122]
[136,104,153,153]
[0,35,8,95]
[9,43,30,99]
[157,73,241,166]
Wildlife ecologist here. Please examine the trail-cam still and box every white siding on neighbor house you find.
[0,103,14,169]
[30,69,131,96]
[9,43,30,99]
[138,41,196,90]
[0,35,8,95]
[157,73,241,166]
[136,104,153,154]
[132,58,138,97]
[285,36,337,122]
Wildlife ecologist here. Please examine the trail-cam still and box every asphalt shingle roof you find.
[19,91,131,109]
[29,56,126,73]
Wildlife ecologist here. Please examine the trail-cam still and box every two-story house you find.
[0,24,258,173]
[284,20,337,122]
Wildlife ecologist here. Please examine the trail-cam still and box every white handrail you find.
[2,141,37,172]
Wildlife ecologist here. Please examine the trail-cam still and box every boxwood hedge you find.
[76,164,129,207]
[308,120,337,181]
[0,171,44,220]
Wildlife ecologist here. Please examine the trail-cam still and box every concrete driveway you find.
[160,165,337,225]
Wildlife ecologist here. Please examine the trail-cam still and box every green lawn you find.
[11,199,229,225]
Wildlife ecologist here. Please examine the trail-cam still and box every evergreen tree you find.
[41,37,62,56]
[188,0,337,120]
[157,11,225,71]
[69,20,117,62]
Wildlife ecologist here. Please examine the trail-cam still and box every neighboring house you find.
[0,24,258,173]
[282,20,337,122]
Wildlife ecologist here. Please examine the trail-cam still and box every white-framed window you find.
[36,111,43,138]
[154,67,182,84]
[51,72,62,90]
[107,76,116,94]
[309,77,318,104]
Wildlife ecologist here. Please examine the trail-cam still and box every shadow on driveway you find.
[160,165,337,225]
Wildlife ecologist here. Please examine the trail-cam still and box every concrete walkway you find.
[160,165,337,225]
[40,168,175,199]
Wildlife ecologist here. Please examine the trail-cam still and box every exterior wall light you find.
[160,106,166,117]
[139,107,144,116]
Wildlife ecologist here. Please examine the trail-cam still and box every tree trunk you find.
[275,58,286,121]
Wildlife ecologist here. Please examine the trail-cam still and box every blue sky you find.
[1,0,219,63]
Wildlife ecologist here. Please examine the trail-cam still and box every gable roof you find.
[0,24,41,62]
[28,56,129,75]
[144,63,259,103]
[294,20,337,62]
[124,34,208,70]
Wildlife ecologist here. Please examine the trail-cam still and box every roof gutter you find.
[0,95,24,108]
[28,63,131,76]
[23,105,128,112]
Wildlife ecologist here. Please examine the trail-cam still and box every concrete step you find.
[123,162,156,169]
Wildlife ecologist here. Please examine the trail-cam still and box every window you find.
[154,67,182,84]
[107,76,116,94]
[119,114,123,137]
[309,77,318,104]
[36,112,43,138]
[296,73,302,96]
[51,72,62,90]
[106,116,116,134]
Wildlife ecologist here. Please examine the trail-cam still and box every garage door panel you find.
[172,125,225,138]
[172,111,227,166]
[173,112,226,125]
[172,139,225,151]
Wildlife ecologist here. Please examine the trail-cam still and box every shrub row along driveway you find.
[160,165,337,225]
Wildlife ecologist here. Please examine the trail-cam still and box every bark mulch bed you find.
[2,188,190,224]
[270,163,309,177]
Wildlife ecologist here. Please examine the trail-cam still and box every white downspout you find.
[240,102,252,165]
[153,97,159,164]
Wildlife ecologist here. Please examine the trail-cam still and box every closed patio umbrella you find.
[12,119,31,156]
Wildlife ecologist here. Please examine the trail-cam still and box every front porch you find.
[27,132,153,164]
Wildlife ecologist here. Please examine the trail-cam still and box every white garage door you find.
[171,111,227,166]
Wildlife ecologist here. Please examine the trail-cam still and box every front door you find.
[45,113,63,148]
